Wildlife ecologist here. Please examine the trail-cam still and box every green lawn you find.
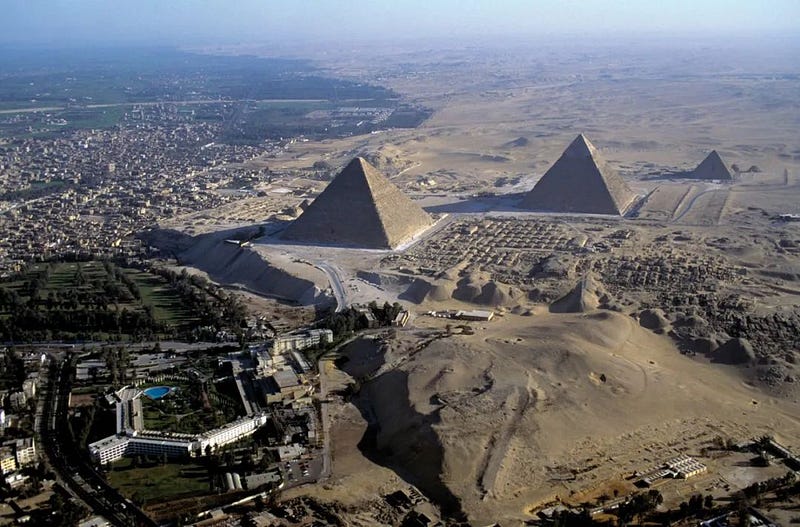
[70,385,102,395]
[47,262,107,290]
[252,100,329,111]
[107,459,210,504]
[140,381,223,435]
[124,269,200,327]
[141,403,179,431]
[0,262,213,340]
[59,106,126,130]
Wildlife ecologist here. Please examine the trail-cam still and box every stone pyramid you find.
[520,134,637,215]
[691,150,733,180]
[281,157,433,249]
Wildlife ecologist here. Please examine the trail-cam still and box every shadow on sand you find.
[138,224,334,311]
[421,191,530,215]
[639,170,716,182]
[336,350,467,522]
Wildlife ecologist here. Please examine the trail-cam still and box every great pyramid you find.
[691,150,733,180]
[520,134,637,215]
[281,157,433,249]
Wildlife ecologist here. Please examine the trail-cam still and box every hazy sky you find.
[3,0,799,47]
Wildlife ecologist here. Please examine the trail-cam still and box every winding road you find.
[40,357,155,526]
[315,261,348,312]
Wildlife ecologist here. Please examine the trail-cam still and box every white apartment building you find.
[89,414,269,464]
[14,437,36,466]
[271,329,333,354]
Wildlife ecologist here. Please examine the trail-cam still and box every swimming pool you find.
[143,386,172,400]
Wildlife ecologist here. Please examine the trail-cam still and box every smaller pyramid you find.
[691,150,733,180]
[281,157,433,249]
[520,134,637,215]
[549,274,606,313]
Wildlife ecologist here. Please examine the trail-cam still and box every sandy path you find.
[478,380,535,500]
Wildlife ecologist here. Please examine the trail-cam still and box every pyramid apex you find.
[704,150,729,164]
[339,156,378,182]
[563,133,597,159]
[346,156,370,169]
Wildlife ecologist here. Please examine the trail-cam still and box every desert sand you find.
[285,310,800,525]
[154,38,800,524]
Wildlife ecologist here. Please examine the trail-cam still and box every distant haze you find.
[3,0,799,47]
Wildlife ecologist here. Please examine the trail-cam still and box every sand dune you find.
[402,271,522,307]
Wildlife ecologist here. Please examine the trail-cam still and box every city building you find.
[88,413,269,464]
[78,516,112,527]
[4,473,29,489]
[354,306,379,328]
[638,454,707,486]
[88,436,132,465]
[264,368,310,403]
[198,414,269,452]
[455,310,494,322]
[667,454,707,479]
[271,329,333,354]
[22,374,37,400]
[9,391,27,410]
[126,434,196,459]
[290,351,311,373]
[273,369,300,394]
[75,359,109,382]
[0,448,17,474]
[13,437,36,466]
[245,471,282,490]
[393,310,410,327]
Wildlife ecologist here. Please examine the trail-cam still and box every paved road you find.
[317,358,333,482]
[671,188,716,223]
[315,261,348,312]
[314,333,364,484]
[0,97,383,115]
[41,357,156,527]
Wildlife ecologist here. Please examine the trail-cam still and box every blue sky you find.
[3,0,799,46]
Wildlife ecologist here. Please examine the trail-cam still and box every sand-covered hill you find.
[141,227,331,305]
[349,310,800,524]
[358,144,417,178]
[401,271,523,307]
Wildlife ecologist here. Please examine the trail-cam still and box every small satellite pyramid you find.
[281,157,433,249]
[520,134,637,215]
[691,150,733,180]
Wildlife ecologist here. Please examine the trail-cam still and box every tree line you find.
[0,260,249,343]
[320,301,403,337]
